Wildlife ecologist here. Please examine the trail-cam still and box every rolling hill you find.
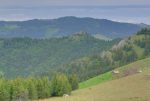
[0,28,149,83]
[38,57,150,101]
[59,28,150,81]
[0,16,149,39]
[0,33,119,78]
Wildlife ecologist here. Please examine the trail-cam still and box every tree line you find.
[0,73,78,101]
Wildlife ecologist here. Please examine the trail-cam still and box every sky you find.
[0,0,150,24]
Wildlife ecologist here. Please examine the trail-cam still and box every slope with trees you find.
[59,28,150,81]
[0,32,119,78]
[42,68,150,101]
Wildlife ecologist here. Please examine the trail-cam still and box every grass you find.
[79,57,150,89]
[37,57,150,101]
[38,68,150,101]
[116,57,150,74]
[79,72,113,89]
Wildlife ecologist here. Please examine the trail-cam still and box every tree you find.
[10,78,28,101]
[69,74,79,90]
[35,77,51,99]
[26,77,38,100]
[137,28,150,35]
[40,77,51,98]
[0,79,10,101]
[51,73,71,96]
[127,50,138,62]
[144,36,150,56]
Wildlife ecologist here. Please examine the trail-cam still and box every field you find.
[79,57,150,89]
[37,57,150,101]
[79,71,113,89]
[38,69,150,101]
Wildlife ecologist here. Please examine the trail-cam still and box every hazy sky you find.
[0,0,150,24]
[0,0,150,6]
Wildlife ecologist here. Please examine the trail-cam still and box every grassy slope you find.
[79,57,150,89]
[38,65,150,101]
[79,71,112,89]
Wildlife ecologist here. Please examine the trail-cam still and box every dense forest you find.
[0,29,150,81]
[0,32,119,78]
[58,28,150,81]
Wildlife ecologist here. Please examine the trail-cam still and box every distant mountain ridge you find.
[0,16,149,39]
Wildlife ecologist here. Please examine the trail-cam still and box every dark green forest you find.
[0,32,119,78]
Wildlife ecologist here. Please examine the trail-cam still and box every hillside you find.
[0,33,119,78]
[39,65,150,101]
[59,28,150,81]
[0,16,149,39]
[0,28,149,82]
[79,57,150,89]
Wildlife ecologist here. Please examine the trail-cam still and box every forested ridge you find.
[59,28,150,81]
[0,32,119,78]
[0,16,148,38]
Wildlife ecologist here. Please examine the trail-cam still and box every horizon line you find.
[0,16,148,25]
